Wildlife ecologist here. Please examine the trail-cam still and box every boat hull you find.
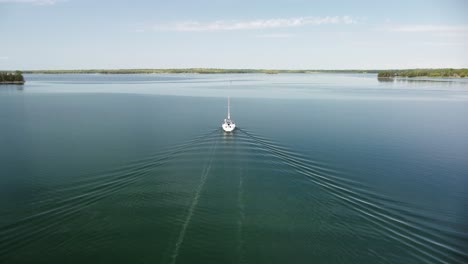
[222,123,236,132]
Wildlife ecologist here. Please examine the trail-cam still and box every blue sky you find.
[0,0,467,70]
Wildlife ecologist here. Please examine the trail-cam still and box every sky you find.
[0,0,467,70]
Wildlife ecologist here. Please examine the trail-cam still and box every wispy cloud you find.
[152,16,358,32]
[0,0,61,5]
[0,56,9,60]
[385,24,468,33]
[256,33,293,38]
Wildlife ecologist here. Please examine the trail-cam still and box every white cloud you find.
[0,56,9,60]
[153,16,358,32]
[0,0,61,5]
[385,24,468,33]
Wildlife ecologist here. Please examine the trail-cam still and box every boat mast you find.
[228,80,232,120]
[227,96,231,120]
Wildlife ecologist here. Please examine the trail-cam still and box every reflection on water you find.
[0,74,467,263]
[378,76,468,90]
[0,84,24,92]
[377,77,394,83]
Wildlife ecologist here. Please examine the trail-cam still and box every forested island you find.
[0,71,25,84]
[378,69,468,78]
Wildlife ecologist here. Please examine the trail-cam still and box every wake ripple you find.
[169,136,219,264]
[0,129,219,259]
[238,128,467,264]
[1,127,465,264]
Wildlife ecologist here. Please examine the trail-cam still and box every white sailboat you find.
[222,97,236,132]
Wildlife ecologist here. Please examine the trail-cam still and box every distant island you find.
[378,69,468,78]
[0,71,25,84]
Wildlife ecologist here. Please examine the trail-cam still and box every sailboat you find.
[222,97,236,132]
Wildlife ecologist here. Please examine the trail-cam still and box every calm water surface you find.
[1,74,467,263]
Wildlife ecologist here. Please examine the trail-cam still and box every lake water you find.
[1,74,467,263]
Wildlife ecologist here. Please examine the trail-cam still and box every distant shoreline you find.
[20,69,378,75]
[3,68,466,78]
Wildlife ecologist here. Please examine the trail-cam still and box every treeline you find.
[0,71,25,84]
[22,68,378,75]
[378,69,468,78]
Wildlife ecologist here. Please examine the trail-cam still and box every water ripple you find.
[1,127,465,263]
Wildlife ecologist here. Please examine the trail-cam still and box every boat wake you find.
[237,128,467,264]
[0,127,465,263]
[169,136,219,264]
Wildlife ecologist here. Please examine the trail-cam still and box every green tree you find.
[15,71,24,82]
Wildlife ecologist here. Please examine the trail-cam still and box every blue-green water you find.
[1,74,467,263]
